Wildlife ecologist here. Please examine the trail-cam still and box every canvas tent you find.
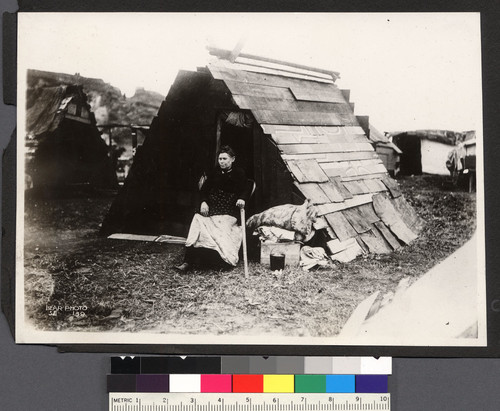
[391,130,465,176]
[25,84,117,191]
[102,52,423,256]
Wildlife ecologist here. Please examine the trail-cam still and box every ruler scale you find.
[109,393,390,411]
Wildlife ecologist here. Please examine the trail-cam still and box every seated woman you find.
[175,146,250,272]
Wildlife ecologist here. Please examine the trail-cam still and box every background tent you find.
[391,130,465,176]
[25,84,118,191]
[102,52,423,257]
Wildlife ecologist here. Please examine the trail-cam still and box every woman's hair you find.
[218,145,236,158]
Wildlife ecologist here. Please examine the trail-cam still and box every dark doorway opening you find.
[395,134,422,175]
[218,117,254,179]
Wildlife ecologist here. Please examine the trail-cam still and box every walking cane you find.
[240,207,249,278]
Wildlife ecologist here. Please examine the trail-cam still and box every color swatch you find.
[108,357,390,394]
[111,356,391,375]
[107,374,388,393]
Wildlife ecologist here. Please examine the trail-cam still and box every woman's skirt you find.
[185,214,242,266]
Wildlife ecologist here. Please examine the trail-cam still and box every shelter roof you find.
[369,124,402,154]
[26,85,91,136]
[389,129,465,146]
[207,57,423,255]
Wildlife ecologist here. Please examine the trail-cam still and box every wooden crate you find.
[260,241,301,267]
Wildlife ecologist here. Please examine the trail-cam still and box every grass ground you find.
[23,174,476,337]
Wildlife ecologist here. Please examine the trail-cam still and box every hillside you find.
[26,68,164,133]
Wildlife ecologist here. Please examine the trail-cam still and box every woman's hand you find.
[200,201,209,216]
[236,199,245,209]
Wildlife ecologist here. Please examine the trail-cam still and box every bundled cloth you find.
[255,226,295,243]
[446,143,466,174]
[185,214,242,266]
[300,246,330,271]
[246,199,317,242]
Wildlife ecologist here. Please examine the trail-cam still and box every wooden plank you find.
[374,221,402,250]
[341,172,388,182]
[283,151,377,162]
[211,64,337,89]
[356,236,370,254]
[324,212,358,241]
[364,178,388,193]
[357,203,380,224]
[317,194,373,215]
[318,181,345,203]
[295,182,331,205]
[252,110,343,126]
[392,196,425,233]
[233,54,336,80]
[282,153,328,161]
[342,208,373,234]
[317,151,378,162]
[382,176,402,198]
[372,193,418,244]
[293,159,330,183]
[291,91,345,104]
[323,163,386,179]
[274,133,368,145]
[232,95,295,110]
[343,180,371,195]
[279,142,374,155]
[227,59,335,83]
[261,124,366,136]
[285,160,308,182]
[359,227,392,254]
[331,177,353,199]
[313,216,329,230]
[272,134,302,144]
[307,125,365,136]
[233,94,352,114]
[224,80,295,100]
[326,226,338,240]
[358,163,388,175]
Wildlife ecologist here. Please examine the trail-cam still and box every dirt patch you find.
[23,175,476,337]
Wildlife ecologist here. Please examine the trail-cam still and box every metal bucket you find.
[270,253,285,271]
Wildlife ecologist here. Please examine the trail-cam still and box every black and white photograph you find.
[16,12,485,346]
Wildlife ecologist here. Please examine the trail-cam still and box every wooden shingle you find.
[224,80,295,100]
[253,110,343,126]
[289,85,346,103]
[392,196,425,233]
[324,212,358,241]
[364,178,388,193]
[382,176,402,198]
[318,181,345,203]
[372,193,417,244]
[342,208,373,234]
[331,177,353,199]
[374,221,401,250]
[317,194,373,215]
[357,203,380,224]
[359,226,393,254]
[285,159,329,183]
[295,182,331,204]
[342,180,372,195]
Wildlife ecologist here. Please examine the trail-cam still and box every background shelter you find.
[25,84,118,191]
[391,130,464,176]
[102,53,423,256]
[369,124,402,177]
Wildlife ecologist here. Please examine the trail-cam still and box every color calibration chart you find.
[109,356,391,411]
